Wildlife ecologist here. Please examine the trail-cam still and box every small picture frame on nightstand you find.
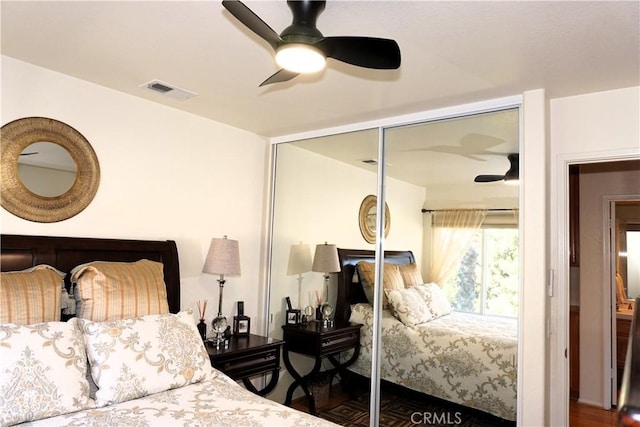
[233,315,250,336]
[286,309,301,325]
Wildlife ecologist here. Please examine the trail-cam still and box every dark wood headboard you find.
[0,234,181,314]
[335,248,415,324]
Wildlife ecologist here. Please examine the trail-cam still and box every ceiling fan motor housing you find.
[280,0,325,42]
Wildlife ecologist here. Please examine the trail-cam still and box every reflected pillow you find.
[71,259,169,321]
[357,261,404,308]
[80,310,214,407]
[385,287,434,326]
[0,319,94,425]
[0,265,65,325]
[399,263,424,287]
[413,283,452,319]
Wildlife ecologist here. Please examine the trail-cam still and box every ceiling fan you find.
[474,153,519,183]
[221,0,401,86]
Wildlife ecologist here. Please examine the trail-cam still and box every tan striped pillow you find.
[0,265,64,324]
[356,261,404,308]
[399,263,424,287]
[71,259,169,321]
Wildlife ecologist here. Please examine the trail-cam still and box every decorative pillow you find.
[0,319,93,425]
[71,259,169,321]
[357,261,404,308]
[413,283,452,319]
[384,287,434,326]
[398,263,424,287]
[0,265,65,325]
[80,310,214,407]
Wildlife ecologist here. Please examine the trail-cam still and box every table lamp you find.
[287,243,312,308]
[203,235,241,347]
[311,242,340,311]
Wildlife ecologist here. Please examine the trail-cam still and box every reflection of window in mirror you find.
[17,142,77,197]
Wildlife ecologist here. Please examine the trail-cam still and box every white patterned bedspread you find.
[348,303,517,421]
[21,371,338,427]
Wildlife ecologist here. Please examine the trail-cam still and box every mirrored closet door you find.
[267,105,522,425]
[380,108,520,422]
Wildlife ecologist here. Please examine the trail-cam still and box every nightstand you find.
[207,333,283,396]
[282,321,362,414]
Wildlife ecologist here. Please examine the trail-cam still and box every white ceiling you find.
[2,1,638,139]
[2,1,638,209]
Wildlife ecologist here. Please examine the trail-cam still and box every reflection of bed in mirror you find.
[335,248,518,422]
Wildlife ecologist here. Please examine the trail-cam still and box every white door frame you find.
[550,148,640,426]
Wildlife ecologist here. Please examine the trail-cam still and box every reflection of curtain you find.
[428,209,487,286]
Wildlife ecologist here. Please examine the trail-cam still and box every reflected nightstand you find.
[282,321,362,414]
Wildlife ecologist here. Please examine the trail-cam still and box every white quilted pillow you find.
[413,283,452,319]
[0,319,93,425]
[385,286,434,326]
[80,310,214,407]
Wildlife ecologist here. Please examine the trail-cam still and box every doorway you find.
[567,160,640,416]
[607,198,640,404]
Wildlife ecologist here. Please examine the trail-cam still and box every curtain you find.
[428,209,487,286]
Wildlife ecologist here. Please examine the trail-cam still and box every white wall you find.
[549,86,640,422]
[1,56,270,332]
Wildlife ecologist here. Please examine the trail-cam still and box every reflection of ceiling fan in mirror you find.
[474,153,519,183]
[19,152,39,156]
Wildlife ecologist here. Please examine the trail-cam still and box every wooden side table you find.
[282,321,362,414]
[207,333,283,396]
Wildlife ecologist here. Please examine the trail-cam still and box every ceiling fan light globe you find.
[276,44,326,73]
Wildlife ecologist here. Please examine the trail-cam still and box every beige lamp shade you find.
[312,243,340,273]
[203,236,241,276]
[287,243,312,275]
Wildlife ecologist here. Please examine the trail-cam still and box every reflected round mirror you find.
[1,117,100,223]
[18,142,77,197]
[358,194,390,244]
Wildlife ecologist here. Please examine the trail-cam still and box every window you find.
[442,227,519,317]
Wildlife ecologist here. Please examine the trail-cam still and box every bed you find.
[335,248,518,422]
[0,234,338,427]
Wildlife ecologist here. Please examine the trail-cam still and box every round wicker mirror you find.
[358,194,390,244]
[1,117,100,223]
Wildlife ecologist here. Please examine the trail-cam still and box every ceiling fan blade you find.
[504,153,519,181]
[474,175,505,183]
[222,0,282,51]
[259,69,299,87]
[315,36,401,69]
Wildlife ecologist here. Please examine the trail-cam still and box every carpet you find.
[315,390,516,427]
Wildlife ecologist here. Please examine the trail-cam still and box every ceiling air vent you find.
[140,80,197,101]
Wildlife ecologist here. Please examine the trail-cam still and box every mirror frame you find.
[1,117,100,222]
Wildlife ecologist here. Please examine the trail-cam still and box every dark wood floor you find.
[570,400,617,426]
[293,387,618,426]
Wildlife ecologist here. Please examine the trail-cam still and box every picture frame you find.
[233,315,250,336]
[237,300,244,316]
[286,309,301,325]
